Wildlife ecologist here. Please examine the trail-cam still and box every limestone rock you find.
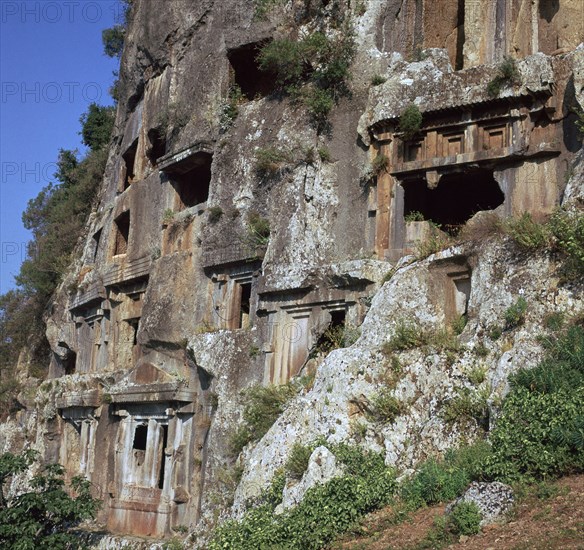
[446,481,515,527]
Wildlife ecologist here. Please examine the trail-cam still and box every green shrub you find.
[487,56,520,96]
[371,154,389,176]
[367,388,406,423]
[208,206,223,223]
[441,387,490,428]
[400,458,470,509]
[286,443,312,479]
[504,296,527,329]
[0,450,100,549]
[549,209,584,275]
[543,312,565,332]
[447,502,482,535]
[247,212,271,247]
[317,146,331,162]
[451,314,467,336]
[230,383,297,456]
[405,211,425,222]
[385,320,428,352]
[312,323,360,357]
[219,84,245,130]
[505,212,550,250]
[254,147,291,177]
[371,74,386,86]
[210,444,397,550]
[487,325,502,341]
[398,104,423,140]
[416,224,451,259]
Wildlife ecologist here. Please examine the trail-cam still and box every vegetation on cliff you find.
[0,105,114,416]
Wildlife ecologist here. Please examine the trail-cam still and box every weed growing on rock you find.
[371,153,389,176]
[219,84,245,131]
[285,443,313,479]
[504,212,551,250]
[404,211,425,222]
[416,223,452,259]
[398,104,423,140]
[504,296,527,330]
[367,388,406,423]
[317,146,331,162]
[207,206,223,223]
[487,56,520,96]
[371,74,386,86]
[246,212,271,247]
[254,147,291,177]
[441,387,490,429]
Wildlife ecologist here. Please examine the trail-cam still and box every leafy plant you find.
[246,212,271,247]
[210,444,397,550]
[447,502,482,535]
[385,320,427,352]
[317,146,331,162]
[254,147,291,177]
[229,383,297,456]
[311,323,360,357]
[371,74,386,86]
[162,208,175,224]
[208,206,223,223]
[286,443,312,479]
[0,450,100,549]
[548,208,584,275]
[441,387,490,428]
[450,314,467,336]
[505,212,550,250]
[79,103,115,151]
[504,296,527,330]
[416,223,451,259]
[219,84,245,131]
[371,154,389,176]
[405,211,425,222]
[367,388,406,423]
[398,104,423,140]
[487,56,520,96]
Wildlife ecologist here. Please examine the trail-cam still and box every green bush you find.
[208,206,223,223]
[254,147,291,177]
[405,211,425,222]
[504,296,527,329]
[487,56,520,96]
[286,443,312,479]
[549,209,584,275]
[367,388,406,423]
[210,444,397,550]
[447,502,482,535]
[371,154,389,176]
[230,383,297,456]
[79,103,115,151]
[219,84,245,130]
[0,450,100,549]
[441,387,490,428]
[486,325,584,481]
[318,146,331,162]
[505,212,551,250]
[371,74,386,86]
[398,104,423,140]
[385,320,428,352]
[246,212,271,247]
[400,458,470,509]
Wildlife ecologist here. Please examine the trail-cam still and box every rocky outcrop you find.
[446,482,515,527]
[1,0,582,544]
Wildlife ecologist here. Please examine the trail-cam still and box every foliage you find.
[254,147,291,177]
[210,444,397,550]
[371,154,388,176]
[230,383,297,456]
[367,388,406,423]
[1,104,112,395]
[102,25,125,58]
[219,84,245,131]
[286,443,312,479]
[574,105,584,136]
[485,324,584,481]
[384,320,427,352]
[79,103,115,151]
[504,212,551,251]
[548,209,584,275]
[450,314,467,336]
[441,387,490,429]
[371,74,386,86]
[246,212,271,248]
[405,211,425,222]
[208,206,223,223]
[503,296,527,330]
[398,104,423,140]
[487,56,520,96]
[317,146,331,162]
[416,223,451,259]
[311,323,360,357]
[0,450,99,549]
[257,23,355,127]
[447,502,482,535]
[400,457,471,509]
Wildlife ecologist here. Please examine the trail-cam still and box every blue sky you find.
[0,0,122,294]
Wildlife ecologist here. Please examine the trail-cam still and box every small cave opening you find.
[147,128,166,166]
[238,282,252,329]
[121,139,138,191]
[402,169,504,234]
[227,41,276,100]
[63,350,77,375]
[113,210,130,256]
[169,152,213,210]
[133,424,148,451]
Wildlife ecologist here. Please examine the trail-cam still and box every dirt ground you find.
[334,475,584,550]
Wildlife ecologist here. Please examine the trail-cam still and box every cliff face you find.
[1,0,583,543]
